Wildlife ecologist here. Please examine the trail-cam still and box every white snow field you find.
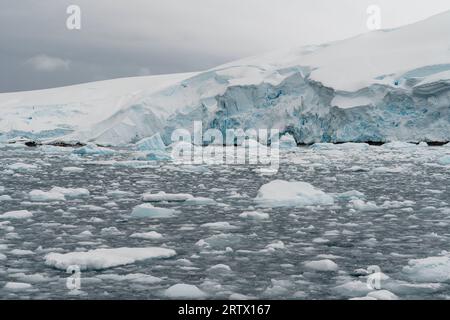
[1,11,450,145]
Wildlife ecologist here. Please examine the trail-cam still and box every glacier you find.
[1,11,450,146]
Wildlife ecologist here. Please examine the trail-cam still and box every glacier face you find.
[1,11,450,146]
[160,71,450,144]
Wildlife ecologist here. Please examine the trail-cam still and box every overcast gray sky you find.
[1,0,449,93]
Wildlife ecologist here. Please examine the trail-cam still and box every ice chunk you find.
[0,210,33,219]
[438,155,450,165]
[10,249,34,256]
[136,133,166,151]
[255,180,334,207]
[7,163,37,172]
[131,203,177,218]
[200,222,236,230]
[277,134,297,150]
[144,150,172,161]
[335,190,365,200]
[29,190,65,202]
[100,227,124,236]
[239,211,270,220]
[3,282,33,291]
[333,281,372,297]
[107,190,134,198]
[196,233,242,250]
[142,191,194,202]
[184,197,217,205]
[265,240,286,250]
[403,255,450,282]
[130,231,163,240]
[366,290,399,300]
[97,273,162,284]
[73,143,115,156]
[349,199,380,211]
[304,259,338,272]
[207,264,232,273]
[45,247,176,270]
[164,283,206,299]
[50,187,89,199]
[62,167,84,173]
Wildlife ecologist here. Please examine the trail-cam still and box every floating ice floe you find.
[7,163,38,172]
[164,283,207,299]
[130,231,163,240]
[131,203,177,218]
[334,190,365,200]
[0,195,12,201]
[184,197,216,205]
[196,233,242,250]
[239,211,270,220]
[304,259,338,272]
[107,190,134,198]
[200,222,236,230]
[265,240,286,251]
[371,166,406,174]
[15,268,52,280]
[29,190,65,202]
[333,280,372,297]
[438,155,450,165]
[0,210,33,219]
[255,180,334,207]
[72,143,115,156]
[10,249,34,256]
[45,247,176,271]
[100,227,124,236]
[97,273,162,284]
[349,199,380,211]
[402,254,450,282]
[361,290,399,300]
[50,187,90,199]
[3,282,33,291]
[62,167,84,173]
[142,191,194,202]
[207,264,232,273]
[29,187,89,202]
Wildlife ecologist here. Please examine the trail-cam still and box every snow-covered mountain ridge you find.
[1,11,450,145]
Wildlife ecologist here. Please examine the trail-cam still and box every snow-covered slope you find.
[1,11,450,145]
